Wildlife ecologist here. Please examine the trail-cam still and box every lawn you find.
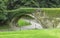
[0,29,60,38]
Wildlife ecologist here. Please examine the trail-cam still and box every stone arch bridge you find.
[5,8,60,30]
[6,8,43,30]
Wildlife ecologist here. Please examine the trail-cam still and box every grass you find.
[18,19,31,27]
[0,25,13,31]
[11,8,60,18]
[41,8,60,18]
[7,8,60,18]
[0,25,10,31]
[0,29,60,38]
[10,8,60,17]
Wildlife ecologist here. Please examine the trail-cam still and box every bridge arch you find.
[8,9,44,30]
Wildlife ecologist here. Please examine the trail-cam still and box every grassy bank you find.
[0,29,60,38]
[41,8,60,17]
[16,8,60,17]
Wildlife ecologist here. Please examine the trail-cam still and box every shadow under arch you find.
[10,14,35,30]
[8,9,42,30]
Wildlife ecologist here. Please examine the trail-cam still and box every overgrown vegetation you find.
[6,0,60,8]
[41,8,60,17]
[0,0,60,38]
[18,19,31,27]
[0,0,60,29]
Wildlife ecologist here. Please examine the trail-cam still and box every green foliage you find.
[0,0,8,23]
[18,19,31,27]
[41,8,60,17]
[0,0,37,25]
[0,25,10,29]
[8,0,60,8]
[0,13,7,20]
[7,0,60,8]
[1,0,60,26]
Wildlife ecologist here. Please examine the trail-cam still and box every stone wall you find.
[32,9,60,28]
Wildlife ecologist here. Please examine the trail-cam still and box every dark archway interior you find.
[10,14,34,27]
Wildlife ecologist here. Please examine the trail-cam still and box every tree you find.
[0,0,38,30]
[0,0,60,30]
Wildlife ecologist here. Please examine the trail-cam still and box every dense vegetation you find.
[0,0,60,28]
[0,0,60,38]
[6,0,60,8]
[0,0,36,26]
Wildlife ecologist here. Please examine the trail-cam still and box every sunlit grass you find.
[0,29,60,38]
